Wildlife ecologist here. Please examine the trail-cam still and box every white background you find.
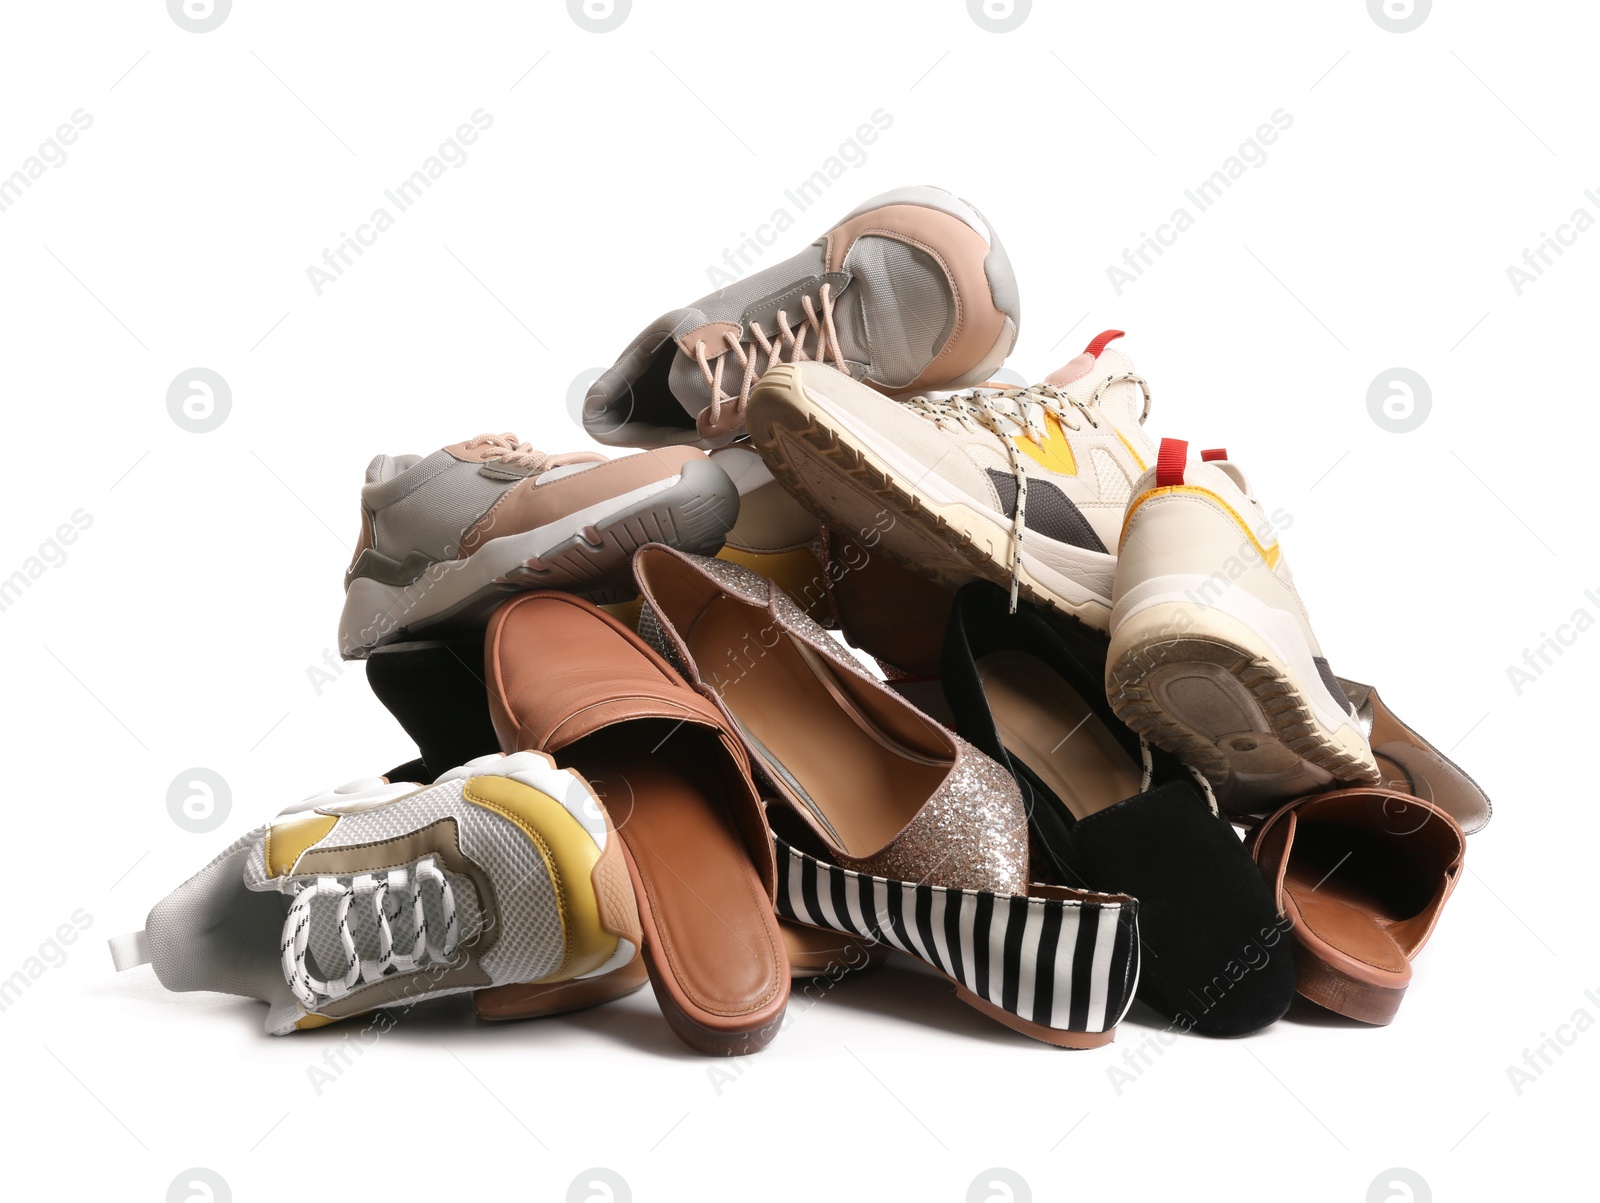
[1,1,1595,1200]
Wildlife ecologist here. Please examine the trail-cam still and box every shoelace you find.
[280,855,462,1011]
[462,432,605,474]
[904,372,1152,612]
[692,282,847,441]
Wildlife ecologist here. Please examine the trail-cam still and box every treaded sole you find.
[746,376,1111,631]
[340,460,738,658]
[1106,626,1379,813]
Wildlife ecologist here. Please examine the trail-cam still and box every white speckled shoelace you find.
[280,855,461,1010]
[904,372,1150,611]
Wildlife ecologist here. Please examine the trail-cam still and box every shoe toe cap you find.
[1066,781,1298,1037]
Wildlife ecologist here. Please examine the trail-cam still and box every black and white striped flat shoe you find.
[777,841,1137,1045]
[633,544,1140,1049]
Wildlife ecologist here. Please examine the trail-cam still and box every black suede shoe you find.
[364,635,502,781]
[941,582,1295,1037]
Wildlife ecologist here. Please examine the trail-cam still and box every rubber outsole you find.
[1106,628,1379,813]
[473,955,649,1021]
[746,376,1111,631]
[340,461,738,659]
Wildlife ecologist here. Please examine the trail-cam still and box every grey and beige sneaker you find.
[338,433,739,658]
[584,184,1021,450]
[745,331,1157,630]
[108,753,643,1035]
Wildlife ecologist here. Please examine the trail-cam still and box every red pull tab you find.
[1084,329,1126,358]
[1156,438,1188,487]
[1201,448,1228,462]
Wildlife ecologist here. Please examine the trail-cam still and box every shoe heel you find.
[1290,941,1406,1026]
[1108,600,1378,808]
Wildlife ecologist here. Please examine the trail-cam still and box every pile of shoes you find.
[110,186,1489,1051]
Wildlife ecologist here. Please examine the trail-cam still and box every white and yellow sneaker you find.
[109,753,641,1034]
[746,330,1156,629]
[1105,440,1379,811]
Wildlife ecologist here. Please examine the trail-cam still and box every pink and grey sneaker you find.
[1106,439,1380,811]
[583,185,1021,450]
[338,433,738,658]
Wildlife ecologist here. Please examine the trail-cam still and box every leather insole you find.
[977,651,1141,821]
[1281,822,1431,970]
[1283,872,1407,974]
[568,738,783,1021]
[687,596,947,857]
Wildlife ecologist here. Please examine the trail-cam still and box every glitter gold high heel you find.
[632,544,1140,1049]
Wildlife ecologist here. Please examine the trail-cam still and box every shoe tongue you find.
[667,344,717,430]
[664,259,878,439]
[365,453,422,486]
[299,865,482,978]
[1044,353,1095,388]
[1061,341,1146,427]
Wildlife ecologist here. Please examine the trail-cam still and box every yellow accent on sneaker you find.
[1113,427,1148,472]
[460,776,617,982]
[1012,413,1078,476]
[265,813,339,878]
[1119,485,1282,569]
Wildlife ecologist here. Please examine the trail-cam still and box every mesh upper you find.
[585,185,1016,448]
[1090,447,1133,506]
[844,235,954,385]
[300,868,484,985]
[310,778,564,984]
[146,827,276,998]
[663,229,959,418]
[362,450,516,563]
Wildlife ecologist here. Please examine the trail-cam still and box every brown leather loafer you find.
[485,591,789,1055]
[1251,787,1465,1024]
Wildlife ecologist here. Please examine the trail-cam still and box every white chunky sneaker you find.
[745,330,1157,628]
[109,753,642,1034]
[1105,439,1379,811]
